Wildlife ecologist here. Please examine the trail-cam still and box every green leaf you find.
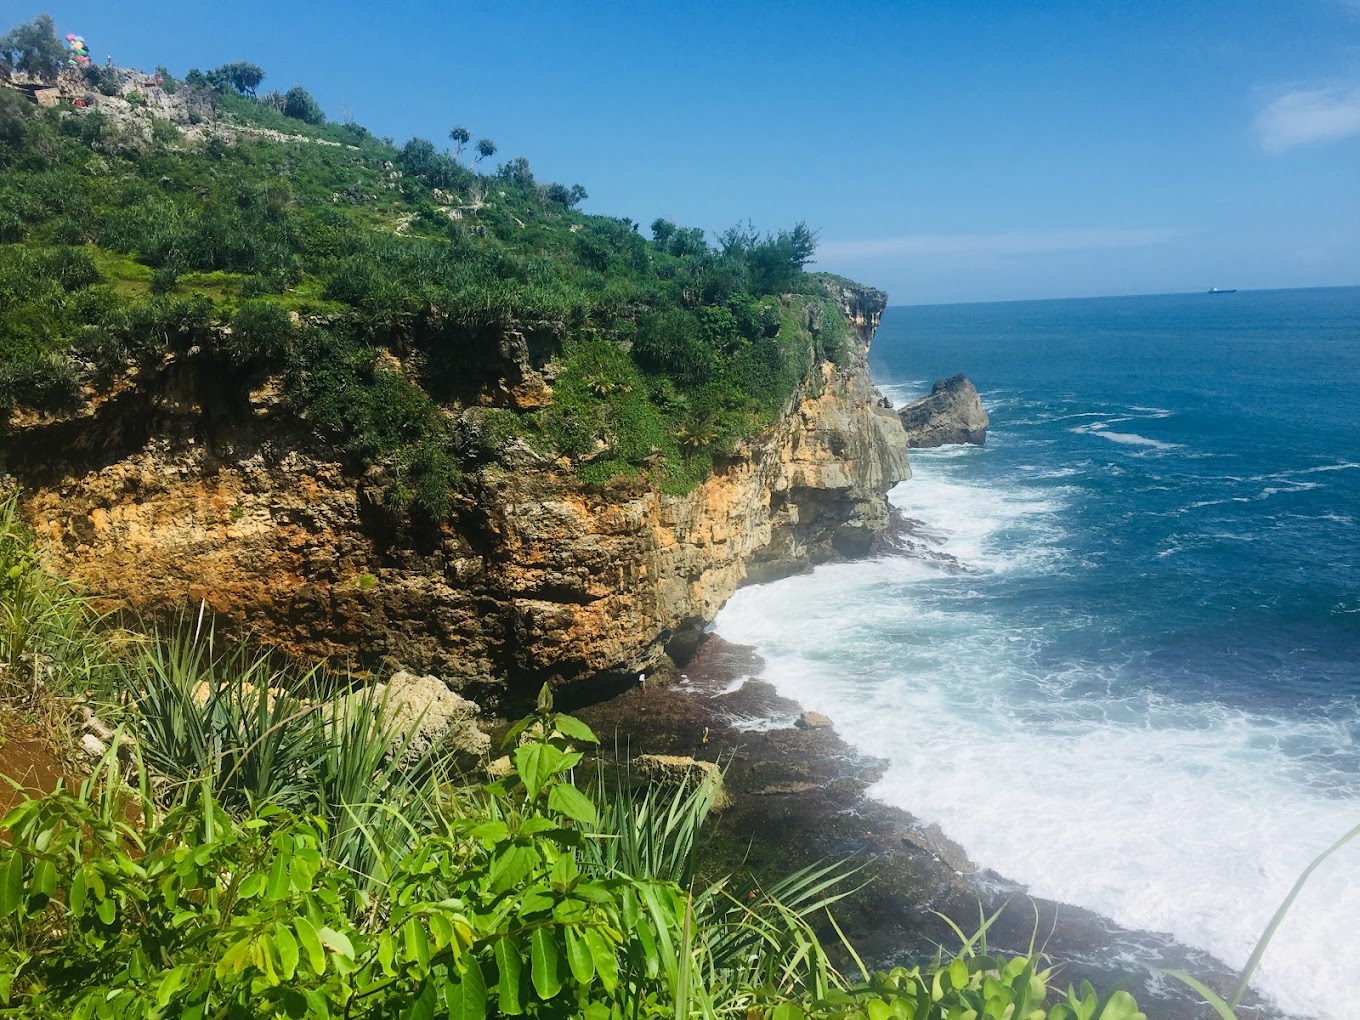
[515,743,565,801]
[275,921,300,980]
[0,851,21,917]
[404,918,431,971]
[1161,972,1234,1020]
[70,866,87,916]
[470,821,510,843]
[1095,989,1148,1020]
[564,925,594,985]
[155,965,190,1007]
[404,979,437,1020]
[772,1003,804,1020]
[31,858,57,898]
[551,714,599,744]
[488,844,536,894]
[266,851,291,901]
[237,872,265,899]
[319,925,355,961]
[547,784,597,826]
[445,955,488,1020]
[584,927,617,992]
[96,896,116,924]
[494,936,524,1015]
[295,915,326,975]
[530,927,562,999]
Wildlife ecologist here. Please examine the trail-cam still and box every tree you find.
[211,60,264,96]
[650,218,676,246]
[282,84,325,125]
[474,137,496,165]
[544,182,588,209]
[448,125,469,157]
[0,14,66,82]
[496,155,533,190]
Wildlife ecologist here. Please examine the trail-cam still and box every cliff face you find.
[6,284,908,694]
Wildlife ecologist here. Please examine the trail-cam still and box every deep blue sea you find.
[714,286,1360,1019]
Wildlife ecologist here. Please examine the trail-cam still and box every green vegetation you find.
[0,499,1153,1019]
[0,14,851,516]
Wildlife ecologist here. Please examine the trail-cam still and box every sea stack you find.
[897,374,989,447]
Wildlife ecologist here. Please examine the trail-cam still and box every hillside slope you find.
[1,39,908,689]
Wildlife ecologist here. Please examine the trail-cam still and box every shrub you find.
[282,84,325,125]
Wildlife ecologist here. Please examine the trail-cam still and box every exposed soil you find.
[561,635,1288,1020]
[0,707,71,817]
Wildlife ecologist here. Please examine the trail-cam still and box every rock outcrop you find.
[5,282,909,696]
[897,374,988,447]
[364,670,490,761]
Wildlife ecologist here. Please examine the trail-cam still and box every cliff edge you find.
[8,281,908,693]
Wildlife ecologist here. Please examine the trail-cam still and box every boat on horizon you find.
[1206,287,1237,294]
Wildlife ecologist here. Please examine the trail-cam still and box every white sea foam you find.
[1070,421,1184,451]
[713,455,1360,1020]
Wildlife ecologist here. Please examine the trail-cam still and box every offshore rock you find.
[897,374,988,447]
[5,282,909,694]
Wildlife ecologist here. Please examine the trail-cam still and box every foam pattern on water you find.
[716,450,1360,1020]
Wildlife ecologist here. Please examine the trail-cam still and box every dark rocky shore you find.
[560,635,1289,1020]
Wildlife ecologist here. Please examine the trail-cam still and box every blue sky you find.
[16,0,1360,304]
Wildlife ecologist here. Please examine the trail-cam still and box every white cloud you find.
[1253,85,1360,152]
[816,228,1185,261]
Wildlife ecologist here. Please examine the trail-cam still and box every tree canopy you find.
[0,14,66,82]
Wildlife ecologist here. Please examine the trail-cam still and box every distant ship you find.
[1206,287,1237,294]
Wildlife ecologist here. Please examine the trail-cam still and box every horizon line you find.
[883,282,1360,310]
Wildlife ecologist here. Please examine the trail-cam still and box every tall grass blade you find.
[1229,818,1360,1009]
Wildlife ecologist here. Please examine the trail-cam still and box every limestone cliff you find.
[4,283,908,695]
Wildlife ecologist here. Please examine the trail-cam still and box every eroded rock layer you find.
[5,284,908,693]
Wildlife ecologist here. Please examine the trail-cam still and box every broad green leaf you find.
[236,872,265,899]
[31,858,57,898]
[275,921,300,980]
[564,925,594,984]
[0,851,21,917]
[530,927,562,999]
[96,896,116,924]
[547,784,596,826]
[1095,990,1148,1020]
[515,743,564,801]
[404,979,437,1020]
[378,933,396,976]
[404,918,431,970]
[494,936,524,1015]
[584,927,617,992]
[295,916,326,974]
[470,821,510,843]
[772,1003,804,1020]
[550,852,579,890]
[69,866,87,916]
[155,965,189,1007]
[551,714,599,744]
[488,844,536,894]
[949,957,969,989]
[444,955,488,1020]
[266,852,291,901]
[320,925,355,961]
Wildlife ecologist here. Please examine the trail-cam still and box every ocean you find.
[713,286,1360,1020]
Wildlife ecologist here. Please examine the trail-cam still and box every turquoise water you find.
[714,286,1360,1019]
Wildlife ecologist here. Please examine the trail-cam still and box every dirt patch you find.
[0,709,70,816]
